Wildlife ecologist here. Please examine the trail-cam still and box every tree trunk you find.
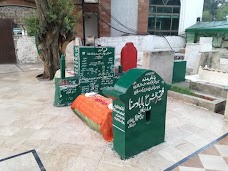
[38,31,60,80]
[34,0,76,80]
[35,0,60,80]
[37,31,75,80]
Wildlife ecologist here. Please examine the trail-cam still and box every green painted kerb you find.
[103,68,168,159]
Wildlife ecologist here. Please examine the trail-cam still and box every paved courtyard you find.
[0,64,228,171]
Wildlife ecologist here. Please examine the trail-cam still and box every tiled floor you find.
[0,150,44,171]
[0,64,228,171]
[166,134,228,171]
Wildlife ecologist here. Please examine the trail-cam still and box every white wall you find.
[179,0,204,34]
[15,36,75,64]
[111,0,138,37]
[220,58,228,71]
[143,50,175,84]
[14,36,40,64]
[198,67,228,86]
[110,0,204,36]
[96,35,185,67]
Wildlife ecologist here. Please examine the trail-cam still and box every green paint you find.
[54,77,81,107]
[54,46,122,107]
[60,55,66,79]
[186,30,228,48]
[186,21,228,33]
[172,60,186,83]
[74,46,116,95]
[73,108,100,133]
[54,54,80,107]
[118,65,123,73]
[103,68,168,159]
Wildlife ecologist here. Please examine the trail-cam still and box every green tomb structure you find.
[103,68,168,159]
[54,77,80,107]
[54,55,80,107]
[74,46,116,95]
[54,46,122,107]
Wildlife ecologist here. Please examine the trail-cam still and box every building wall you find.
[111,0,138,36]
[74,4,99,39]
[110,0,149,36]
[137,0,149,34]
[75,1,111,39]
[179,0,204,34]
[15,35,74,64]
[0,6,35,26]
[14,35,40,64]
[99,0,111,37]
[96,35,185,67]
[85,13,98,38]
[0,0,205,37]
[64,35,185,66]
[110,0,204,36]
[0,0,35,7]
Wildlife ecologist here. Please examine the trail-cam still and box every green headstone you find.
[103,68,168,159]
[54,54,80,107]
[74,46,115,94]
[172,60,187,83]
[54,47,121,107]
[54,77,80,107]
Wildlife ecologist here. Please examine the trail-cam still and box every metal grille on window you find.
[148,0,180,36]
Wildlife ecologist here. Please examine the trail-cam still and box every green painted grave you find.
[103,68,168,159]
[55,46,121,107]
[54,55,80,107]
[54,76,80,107]
[74,46,115,94]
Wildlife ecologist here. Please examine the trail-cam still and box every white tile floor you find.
[199,154,228,170]
[0,152,40,171]
[0,64,227,171]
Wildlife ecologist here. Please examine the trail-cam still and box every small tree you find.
[24,0,80,79]
[216,5,228,21]
[202,10,213,21]
[203,0,219,21]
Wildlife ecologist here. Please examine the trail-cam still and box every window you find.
[148,0,181,36]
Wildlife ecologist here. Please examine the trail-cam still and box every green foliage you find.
[203,0,228,21]
[203,0,219,17]
[24,16,40,36]
[202,10,213,21]
[171,85,196,96]
[216,5,228,21]
[24,0,79,37]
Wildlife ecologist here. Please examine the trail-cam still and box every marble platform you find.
[0,64,227,171]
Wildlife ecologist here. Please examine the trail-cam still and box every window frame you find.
[148,1,181,36]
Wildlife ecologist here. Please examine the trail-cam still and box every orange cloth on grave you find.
[71,94,113,142]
